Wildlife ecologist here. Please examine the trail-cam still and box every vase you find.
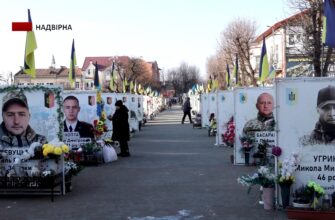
[244,151,250,165]
[280,183,291,209]
[262,187,274,210]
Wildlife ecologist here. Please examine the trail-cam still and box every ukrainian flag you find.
[269,65,276,79]
[259,37,269,82]
[226,64,230,87]
[233,55,238,85]
[109,62,115,91]
[322,0,335,47]
[69,39,77,86]
[23,9,37,77]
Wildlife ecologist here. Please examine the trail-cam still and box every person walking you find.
[181,97,193,124]
[111,100,131,157]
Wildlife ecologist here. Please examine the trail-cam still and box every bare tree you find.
[167,62,201,95]
[208,18,258,87]
[110,57,157,92]
[287,0,334,76]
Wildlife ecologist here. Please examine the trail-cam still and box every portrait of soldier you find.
[301,85,335,145]
[242,92,275,140]
[63,95,95,140]
[0,90,47,147]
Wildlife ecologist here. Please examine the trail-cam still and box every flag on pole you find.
[130,80,134,93]
[134,81,137,94]
[94,61,100,89]
[109,62,115,91]
[259,37,269,82]
[207,76,212,93]
[233,55,239,85]
[138,83,143,94]
[226,64,230,87]
[212,76,219,91]
[122,77,127,93]
[23,9,37,77]
[269,65,276,79]
[69,39,77,86]
[322,0,335,47]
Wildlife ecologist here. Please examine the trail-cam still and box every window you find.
[88,69,91,75]
[75,82,80,88]
[289,34,295,45]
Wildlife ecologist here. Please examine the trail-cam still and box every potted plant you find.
[306,181,325,209]
[292,185,311,208]
[238,166,275,210]
[277,152,300,209]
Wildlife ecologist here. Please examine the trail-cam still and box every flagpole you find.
[321,44,325,77]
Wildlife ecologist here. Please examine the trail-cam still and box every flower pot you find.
[280,183,291,209]
[262,187,274,210]
[244,151,250,165]
[292,201,311,208]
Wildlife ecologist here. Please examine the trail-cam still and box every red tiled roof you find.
[254,10,309,43]
[81,56,131,71]
[15,67,82,78]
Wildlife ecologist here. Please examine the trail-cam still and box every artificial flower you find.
[53,147,63,155]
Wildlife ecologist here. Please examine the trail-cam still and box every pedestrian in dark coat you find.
[181,97,193,124]
[111,100,130,157]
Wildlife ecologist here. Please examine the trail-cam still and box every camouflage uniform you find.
[0,90,47,148]
[0,122,47,148]
[242,113,275,141]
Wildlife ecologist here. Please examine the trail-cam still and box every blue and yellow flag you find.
[23,9,37,77]
[69,39,77,86]
[259,37,269,82]
[322,0,335,47]
[134,81,137,94]
[226,64,230,87]
[269,65,276,79]
[94,61,100,90]
[130,80,134,93]
[109,62,115,91]
[233,55,238,85]
[207,76,212,93]
[212,77,219,92]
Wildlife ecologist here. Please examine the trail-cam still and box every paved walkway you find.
[0,105,286,220]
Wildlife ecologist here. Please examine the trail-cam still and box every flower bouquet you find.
[93,112,108,138]
[42,139,70,159]
[222,116,235,147]
[277,152,300,186]
[277,152,300,208]
[239,135,254,165]
[238,166,275,193]
[306,181,325,209]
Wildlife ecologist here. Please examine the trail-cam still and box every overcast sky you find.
[0,0,292,80]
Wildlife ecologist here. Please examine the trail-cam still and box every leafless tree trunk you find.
[207,18,258,87]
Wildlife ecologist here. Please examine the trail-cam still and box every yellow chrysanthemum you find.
[42,144,51,149]
[43,146,54,156]
[101,111,107,120]
[53,147,63,155]
[61,144,69,153]
[98,120,104,126]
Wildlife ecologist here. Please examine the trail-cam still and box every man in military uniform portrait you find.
[301,85,335,145]
[63,95,95,140]
[242,92,275,139]
[0,90,47,147]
